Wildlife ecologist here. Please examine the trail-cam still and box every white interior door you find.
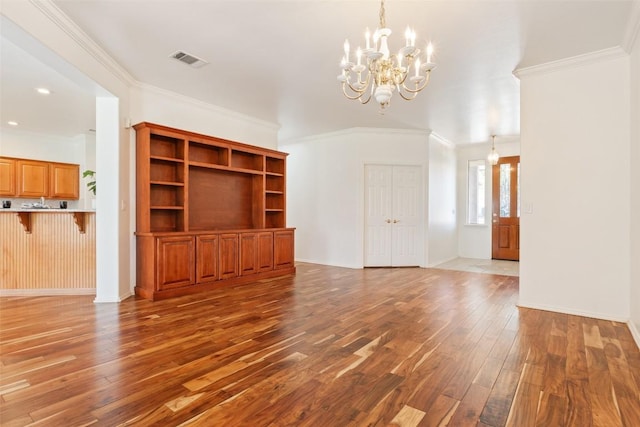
[364,165,393,266]
[365,165,422,267]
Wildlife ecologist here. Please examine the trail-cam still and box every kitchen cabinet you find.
[0,157,16,196]
[50,162,79,199]
[1,157,80,200]
[17,159,48,198]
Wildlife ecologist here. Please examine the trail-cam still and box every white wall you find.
[280,128,429,268]
[0,128,94,209]
[455,140,520,259]
[130,84,279,150]
[629,21,640,340]
[518,51,631,321]
[427,135,457,266]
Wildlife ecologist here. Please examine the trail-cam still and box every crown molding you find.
[430,131,454,147]
[513,46,628,79]
[279,126,431,146]
[455,135,521,150]
[134,83,280,132]
[623,0,640,52]
[29,0,136,87]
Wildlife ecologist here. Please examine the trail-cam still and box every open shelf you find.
[266,192,284,210]
[266,175,284,193]
[189,142,229,166]
[231,149,263,172]
[150,180,185,187]
[150,210,184,232]
[265,156,285,174]
[265,211,285,228]
[150,184,184,208]
[150,159,185,184]
[150,134,184,160]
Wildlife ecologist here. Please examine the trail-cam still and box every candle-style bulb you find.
[344,39,350,60]
[365,28,371,50]
[427,42,434,63]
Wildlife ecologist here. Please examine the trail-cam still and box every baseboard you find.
[629,321,640,351]
[0,288,95,297]
[294,258,362,269]
[517,300,629,323]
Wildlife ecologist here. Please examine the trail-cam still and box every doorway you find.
[492,156,520,260]
[364,164,422,267]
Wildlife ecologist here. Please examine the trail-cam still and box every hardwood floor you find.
[1,263,639,426]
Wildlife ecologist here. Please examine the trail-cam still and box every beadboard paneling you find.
[0,212,96,293]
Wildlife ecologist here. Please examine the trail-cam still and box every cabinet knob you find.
[393,219,399,223]
[385,219,391,223]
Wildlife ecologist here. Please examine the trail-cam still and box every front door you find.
[364,165,422,266]
[492,156,520,260]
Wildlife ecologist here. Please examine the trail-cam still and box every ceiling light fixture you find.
[7,121,18,126]
[488,135,500,165]
[337,0,436,113]
[36,87,51,95]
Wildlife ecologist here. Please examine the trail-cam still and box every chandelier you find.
[488,135,500,165]
[337,0,436,113]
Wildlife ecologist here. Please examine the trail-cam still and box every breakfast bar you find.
[0,209,96,295]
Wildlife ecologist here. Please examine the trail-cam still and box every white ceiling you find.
[1,1,636,144]
[0,33,97,139]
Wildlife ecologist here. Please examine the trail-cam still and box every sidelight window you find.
[467,160,486,225]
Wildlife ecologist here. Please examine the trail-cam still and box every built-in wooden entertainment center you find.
[134,122,295,300]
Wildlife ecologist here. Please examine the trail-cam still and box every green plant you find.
[83,169,96,195]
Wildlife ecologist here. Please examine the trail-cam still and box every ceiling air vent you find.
[169,51,209,68]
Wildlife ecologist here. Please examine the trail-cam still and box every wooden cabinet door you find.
[274,230,294,269]
[240,232,274,276]
[239,232,258,276]
[257,232,274,272]
[17,160,48,198]
[50,163,79,199]
[196,235,218,283]
[0,158,16,196]
[219,233,239,279]
[156,236,195,290]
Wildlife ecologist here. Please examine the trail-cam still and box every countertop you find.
[1,208,96,213]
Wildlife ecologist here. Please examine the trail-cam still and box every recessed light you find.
[36,87,51,95]
[7,121,18,126]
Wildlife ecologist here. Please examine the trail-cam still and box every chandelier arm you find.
[359,92,372,104]
[342,73,372,97]
[397,90,419,101]
[399,71,432,94]
[342,83,368,100]
[344,79,370,96]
